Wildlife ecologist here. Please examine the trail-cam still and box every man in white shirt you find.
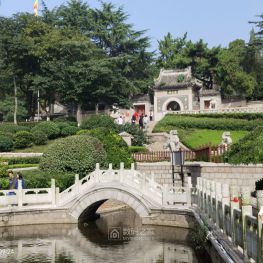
[117,116,124,125]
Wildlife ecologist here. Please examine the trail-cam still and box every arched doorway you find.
[167,101,181,111]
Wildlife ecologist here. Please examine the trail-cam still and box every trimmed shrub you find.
[225,127,263,164]
[154,114,263,132]
[81,115,116,130]
[32,130,48,145]
[128,146,148,153]
[40,135,107,175]
[0,135,13,152]
[32,122,60,139]
[61,126,79,137]
[2,156,41,165]
[14,131,33,148]
[55,121,78,131]
[0,177,9,189]
[88,128,133,168]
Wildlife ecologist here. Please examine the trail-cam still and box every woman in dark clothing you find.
[139,114,144,129]
[15,172,25,189]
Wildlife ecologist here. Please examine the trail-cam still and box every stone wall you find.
[136,162,263,190]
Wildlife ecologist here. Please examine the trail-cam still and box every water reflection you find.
[0,208,200,263]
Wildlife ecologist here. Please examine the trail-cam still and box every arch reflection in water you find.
[0,209,199,263]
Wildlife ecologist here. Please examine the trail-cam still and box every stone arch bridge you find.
[0,163,192,223]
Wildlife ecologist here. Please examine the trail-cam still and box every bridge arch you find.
[68,186,152,221]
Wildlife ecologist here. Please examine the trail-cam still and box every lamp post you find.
[37,89,40,122]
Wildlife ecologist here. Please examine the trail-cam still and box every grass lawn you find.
[178,129,248,149]
[13,138,60,153]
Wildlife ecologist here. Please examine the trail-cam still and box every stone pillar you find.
[120,162,124,182]
[51,179,56,207]
[257,190,263,210]
[95,163,100,183]
[242,205,252,259]
[196,177,201,208]
[17,179,23,208]
[202,179,207,212]
[215,182,222,228]
[210,181,215,220]
[74,174,80,194]
[258,206,263,263]
[241,187,251,206]
[131,163,135,171]
[230,186,240,244]
[221,183,230,235]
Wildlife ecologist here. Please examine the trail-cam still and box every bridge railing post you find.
[230,185,240,244]
[258,205,263,263]
[222,183,230,235]
[74,174,80,194]
[120,162,124,183]
[257,191,263,263]
[215,182,222,228]
[18,179,23,208]
[95,163,100,182]
[51,179,56,207]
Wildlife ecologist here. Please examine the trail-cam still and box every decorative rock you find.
[257,190,263,209]
[221,131,232,146]
[119,132,134,146]
[163,130,180,151]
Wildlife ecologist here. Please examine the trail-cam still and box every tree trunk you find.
[13,77,17,125]
[95,103,99,115]
[76,104,82,127]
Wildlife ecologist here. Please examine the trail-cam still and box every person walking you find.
[131,113,136,125]
[143,114,149,131]
[139,114,144,129]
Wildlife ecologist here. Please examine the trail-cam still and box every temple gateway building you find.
[153,67,221,121]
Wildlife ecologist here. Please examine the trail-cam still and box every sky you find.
[0,0,262,51]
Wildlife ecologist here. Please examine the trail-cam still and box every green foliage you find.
[117,123,147,146]
[88,128,133,168]
[32,130,48,145]
[13,131,33,149]
[32,122,60,139]
[0,163,8,177]
[0,96,27,122]
[61,126,79,137]
[154,114,263,132]
[40,135,107,175]
[7,164,38,169]
[0,169,75,191]
[177,113,263,120]
[0,124,30,134]
[1,156,41,165]
[76,129,90,135]
[190,224,208,250]
[80,115,116,130]
[0,135,13,152]
[128,146,148,153]
[225,127,263,164]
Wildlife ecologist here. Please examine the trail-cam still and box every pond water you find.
[0,208,211,263]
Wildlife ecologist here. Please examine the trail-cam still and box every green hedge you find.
[225,126,263,164]
[0,135,13,152]
[180,113,263,120]
[32,130,48,145]
[0,156,41,165]
[14,131,33,148]
[40,135,107,175]
[154,114,263,132]
[128,146,148,153]
[32,122,60,139]
[81,115,116,130]
[88,128,133,168]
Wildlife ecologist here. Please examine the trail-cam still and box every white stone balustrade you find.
[0,163,192,212]
[195,177,263,263]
